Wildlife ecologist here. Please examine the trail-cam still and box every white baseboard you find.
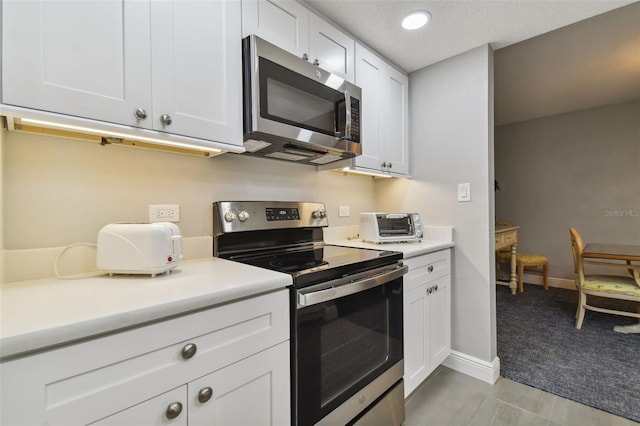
[442,351,500,384]
[497,271,576,290]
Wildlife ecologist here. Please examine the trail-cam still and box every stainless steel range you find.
[213,201,407,426]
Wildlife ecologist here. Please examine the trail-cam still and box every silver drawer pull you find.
[198,387,213,403]
[428,265,434,273]
[165,402,183,420]
[181,343,197,360]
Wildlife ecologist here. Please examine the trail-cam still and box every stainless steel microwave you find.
[241,35,362,166]
[360,212,424,243]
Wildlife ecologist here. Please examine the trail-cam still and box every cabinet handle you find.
[427,287,432,294]
[388,162,392,169]
[302,53,309,61]
[198,387,213,403]
[165,402,183,420]
[381,162,387,169]
[134,108,147,120]
[313,58,320,66]
[428,265,434,273]
[160,114,173,126]
[434,284,438,292]
[181,343,197,360]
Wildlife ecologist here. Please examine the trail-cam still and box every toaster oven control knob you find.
[312,210,326,219]
[224,211,236,222]
[237,210,250,222]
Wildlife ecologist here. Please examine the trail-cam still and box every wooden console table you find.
[495,224,520,295]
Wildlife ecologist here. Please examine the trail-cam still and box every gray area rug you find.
[496,284,640,423]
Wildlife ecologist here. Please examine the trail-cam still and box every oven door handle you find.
[296,264,408,308]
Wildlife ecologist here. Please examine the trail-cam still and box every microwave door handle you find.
[296,264,408,308]
[343,90,352,140]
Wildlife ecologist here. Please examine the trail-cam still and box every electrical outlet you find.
[149,204,180,223]
[339,205,350,217]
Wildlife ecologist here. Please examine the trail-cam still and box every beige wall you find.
[495,100,640,279]
[2,130,377,279]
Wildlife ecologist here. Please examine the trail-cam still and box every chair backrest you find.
[569,227,585,280]
[496,221,513,227]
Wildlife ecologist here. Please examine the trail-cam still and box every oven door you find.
[293,263,406,426]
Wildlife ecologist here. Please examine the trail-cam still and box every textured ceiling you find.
[303,0,640,124]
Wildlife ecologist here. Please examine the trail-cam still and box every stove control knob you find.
[224,211,236,222]
[313,210,327,219]
[238,210,250,222]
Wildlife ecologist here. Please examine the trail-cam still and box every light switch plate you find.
[458,183,471,202]
[339,205,351,217]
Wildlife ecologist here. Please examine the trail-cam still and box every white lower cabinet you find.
[403,249,451,396]
[0,290,290,426]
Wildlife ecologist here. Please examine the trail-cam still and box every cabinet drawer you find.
[0,289,289,426]
[495,230,517,250]
[404,249,451,292]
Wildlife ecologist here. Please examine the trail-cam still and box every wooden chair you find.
[569,227,640,329]
[496,221,548,293]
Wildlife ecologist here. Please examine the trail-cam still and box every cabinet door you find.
[90,386,187,426]
[429,275,451,367]
[2,0,152,127]
[151,0,242,145]
[403,279,429,396]
[188,341,290,426]
[242,0,309,59]
[382,67,409,175]
[354,43,385,171]
[308,14,355,81]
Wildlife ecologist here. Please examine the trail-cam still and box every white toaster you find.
[97,222,183,276]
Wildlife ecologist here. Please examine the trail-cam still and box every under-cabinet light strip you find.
[19,118,222,153]
[341,167,393,178]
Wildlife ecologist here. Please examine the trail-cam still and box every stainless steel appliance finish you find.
[242,36,362,166]
[213,201,406,426]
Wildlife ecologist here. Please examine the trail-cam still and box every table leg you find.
[509,243,518,295]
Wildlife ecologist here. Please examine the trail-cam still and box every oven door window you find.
[295,279,403,425]
[259,57,345,138]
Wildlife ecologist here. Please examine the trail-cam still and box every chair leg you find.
[576,292,586,329]
[542,263,549,290]
[518,263,525,293]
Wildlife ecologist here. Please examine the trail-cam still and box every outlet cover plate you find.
[149,204,180,223]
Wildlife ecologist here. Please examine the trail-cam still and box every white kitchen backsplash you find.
[3,237,213,283]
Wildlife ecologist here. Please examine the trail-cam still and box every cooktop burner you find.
[269,258,329,272]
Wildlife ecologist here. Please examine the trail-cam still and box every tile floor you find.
[404,367,639,426]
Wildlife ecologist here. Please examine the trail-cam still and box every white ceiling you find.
[303,0,640,124]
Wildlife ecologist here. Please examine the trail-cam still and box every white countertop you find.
[328,239,454,258]
[0,258,292,359]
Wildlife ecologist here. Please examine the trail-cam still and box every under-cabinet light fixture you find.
[341,167,393,178]
[19,118,222,153]
[402,11,431,30]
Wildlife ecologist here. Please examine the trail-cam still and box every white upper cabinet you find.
[242,0,355,82]
[241,0,309,58]
[354,43,409,176]
[2,0,243,148]
[2,0,151,127]
[150,0,242,143]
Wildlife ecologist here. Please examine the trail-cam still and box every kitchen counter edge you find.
[328,239,455,258]
[0,257,292,360]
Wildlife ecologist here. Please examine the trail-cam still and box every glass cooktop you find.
[229,244,402,287]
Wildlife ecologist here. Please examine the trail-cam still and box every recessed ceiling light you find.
[402,11,431,30]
